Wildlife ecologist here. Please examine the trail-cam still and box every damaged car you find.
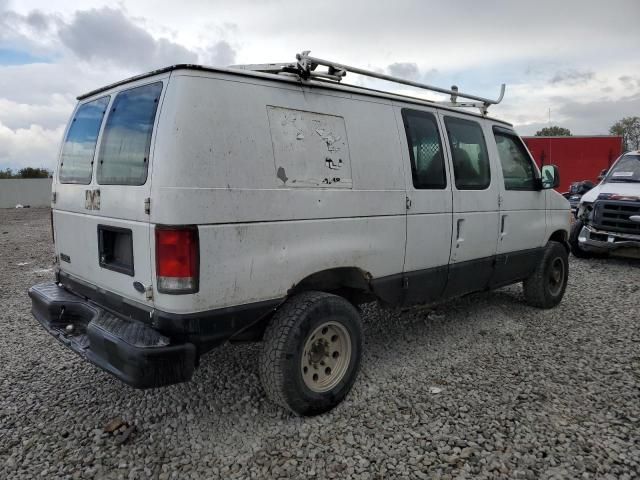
[570,150,640,258]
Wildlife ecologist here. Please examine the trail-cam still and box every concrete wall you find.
[0,179,52,209]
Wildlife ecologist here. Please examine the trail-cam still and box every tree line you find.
[0,167,51,179]
[535,116,640,152]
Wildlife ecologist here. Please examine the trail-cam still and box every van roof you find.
[77,64,513,127]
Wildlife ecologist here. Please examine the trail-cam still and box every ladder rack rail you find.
[231,51,506,115]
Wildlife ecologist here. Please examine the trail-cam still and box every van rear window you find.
[97,82,162,185]
[59,96,110,184]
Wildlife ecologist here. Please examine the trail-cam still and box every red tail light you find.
[155,226,199,294]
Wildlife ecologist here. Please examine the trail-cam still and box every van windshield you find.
[97,82,162,185]
[59,96,110,184]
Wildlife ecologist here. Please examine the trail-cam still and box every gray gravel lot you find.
[1,207,639,479]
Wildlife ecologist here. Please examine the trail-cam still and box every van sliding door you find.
[396,107,453,305]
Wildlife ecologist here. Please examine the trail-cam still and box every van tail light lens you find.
[155,226,199,294]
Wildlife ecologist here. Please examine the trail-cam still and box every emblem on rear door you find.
[85,189,100,210]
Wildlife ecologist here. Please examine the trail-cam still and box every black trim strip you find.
[58,271,283,353]
[57,246,545,351]
[371,266,449,307]
[491,248,545,288]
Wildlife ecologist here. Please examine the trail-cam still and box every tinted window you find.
[59,96,110,184]
[444,117,491,190]
[493,128,537,190]
[97,82,162,185]
[402,110,446,189]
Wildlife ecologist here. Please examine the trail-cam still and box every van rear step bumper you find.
[28,282,196,389]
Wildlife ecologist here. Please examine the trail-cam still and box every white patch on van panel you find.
[267,106,353,188]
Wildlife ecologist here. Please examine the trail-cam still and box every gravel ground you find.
[1,207,639,480]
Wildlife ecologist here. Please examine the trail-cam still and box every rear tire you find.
[523,241,569,309]
[569,220,593,258]
[259,291,363,416]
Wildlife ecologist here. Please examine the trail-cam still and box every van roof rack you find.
[231,51,506,116]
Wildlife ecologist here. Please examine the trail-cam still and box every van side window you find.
[59,96,110,184]
[97,82,163,186]
[444,117,490,190]
[401,109,446,189]
[493,128,537,190]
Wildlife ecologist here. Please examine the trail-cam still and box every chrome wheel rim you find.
[301,321,351,393]
[548,257,565,296]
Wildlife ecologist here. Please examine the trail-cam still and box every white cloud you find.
[202,40,236,67]
[549,70,595,86]
[58,7,198,71]
[0,122,64,170]
[0,0,638,169]
[0,95,74,130]
[387,63,420,81]
[492,61,640,135]
[0,4,236,170]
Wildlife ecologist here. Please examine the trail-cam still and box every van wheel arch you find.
[548,230,569,253]
[229,267,373,343]
[288,267,375,304]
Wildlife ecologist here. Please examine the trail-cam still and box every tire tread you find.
[523,241,568,309]
[259,291,347,412]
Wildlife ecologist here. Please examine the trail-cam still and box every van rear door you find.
[53,78,166,307]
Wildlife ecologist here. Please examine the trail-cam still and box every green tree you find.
[609,116,640,152]
[17,167,50,178]
[535,126,572,137]
[0,168,14,179]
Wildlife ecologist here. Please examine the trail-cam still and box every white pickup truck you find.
[570,150,640,258]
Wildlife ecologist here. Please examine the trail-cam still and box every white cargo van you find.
[29,52,570,415]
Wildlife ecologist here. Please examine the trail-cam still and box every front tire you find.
[523,241,569,309]
[259,291,363,416]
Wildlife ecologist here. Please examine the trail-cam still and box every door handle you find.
[500,214,507,238]
[456,218,464,245]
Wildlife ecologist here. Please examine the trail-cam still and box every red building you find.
[522,136,623,192]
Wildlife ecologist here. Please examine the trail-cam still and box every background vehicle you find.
[29,52,571,415]
[563,180,595,216]
[570,151,640,258]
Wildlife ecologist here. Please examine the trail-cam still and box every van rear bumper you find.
[28,282,197,388]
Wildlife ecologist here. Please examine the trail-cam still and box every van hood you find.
[581,182,640,204]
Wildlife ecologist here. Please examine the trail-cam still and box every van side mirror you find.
[540,165,560,189]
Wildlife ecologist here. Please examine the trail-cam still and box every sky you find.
[0,0,639,171]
